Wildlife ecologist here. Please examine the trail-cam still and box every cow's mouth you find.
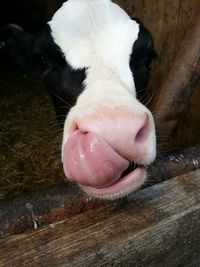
[63,130,147,200]
[80,163,146,199]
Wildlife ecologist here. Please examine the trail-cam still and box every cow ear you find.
[1,24,36,73]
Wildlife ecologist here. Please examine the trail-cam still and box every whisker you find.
[52,93,73,109]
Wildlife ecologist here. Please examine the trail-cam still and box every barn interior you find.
[0,1,65,199]
[0,0,199,200]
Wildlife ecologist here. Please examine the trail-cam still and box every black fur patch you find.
[33,25,86,126]
[130,18,156,101]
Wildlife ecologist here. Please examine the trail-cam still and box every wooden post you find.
[150,13,200,138]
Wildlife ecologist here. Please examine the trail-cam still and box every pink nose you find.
[63,110,155,189]
[76,111,151,161]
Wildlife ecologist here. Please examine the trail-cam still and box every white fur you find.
[62,69,156,165]
[49,0,156,162]
[49,0,139,92]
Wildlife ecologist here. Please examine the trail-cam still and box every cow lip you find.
[110,161,140,185]
[121,161,139,176]
[79,165,146,199]
[105,162,140,186]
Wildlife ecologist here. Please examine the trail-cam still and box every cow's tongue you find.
[63,130,129,189]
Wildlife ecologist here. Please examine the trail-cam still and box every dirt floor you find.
[0,56,65,199]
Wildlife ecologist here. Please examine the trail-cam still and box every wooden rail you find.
[0,169,200,267]
[0,145,199,237]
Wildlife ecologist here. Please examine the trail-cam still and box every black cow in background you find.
[0,0,46,73]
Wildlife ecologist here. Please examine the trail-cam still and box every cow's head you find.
[4,0,157,200]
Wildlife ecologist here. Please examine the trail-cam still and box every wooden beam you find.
[0,145,199,237]
[148,144,200,184]
[0,169,200,267]
[150,13,200,138]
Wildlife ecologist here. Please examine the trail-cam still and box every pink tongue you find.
[63,130,129,189]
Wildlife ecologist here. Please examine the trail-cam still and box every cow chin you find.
[80,166,147,200]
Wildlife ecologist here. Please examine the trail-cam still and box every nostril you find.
[71,120,89,136]
[135,125,147,142]
[71,121,79,133]
[135,114,149,142]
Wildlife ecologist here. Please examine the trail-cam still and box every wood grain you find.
[0,169,200,267]
[150,13,200,139]
[0,145,200,238]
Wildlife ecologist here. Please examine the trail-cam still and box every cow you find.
[3,0,157,200]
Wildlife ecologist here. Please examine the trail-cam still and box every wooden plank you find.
[0,145,199,237]
[0,169,200,267]
[150,13,200,139]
